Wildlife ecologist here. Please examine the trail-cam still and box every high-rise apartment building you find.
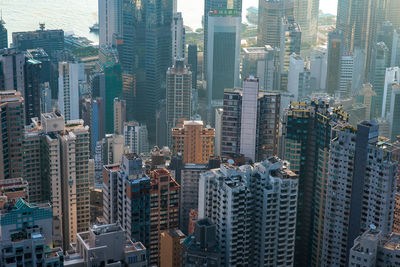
[287,54,311,101]
[338,49,365,99]
[0,18,7,49]
[221,79,280,161]
[257,0,294,48]
[282,101,349,267]
[321,121,398,266]
[0,90,24,180]
[199,157,298,266]
[348,228,400,267]
[166,59,192,145]
[114,97,126,135]
[206,9,241,109]
[242,45,280,91]
[124,121,149,154]
[98,0,121,47]
[171,120,215,164]
[172,12,185,60]
[148,169,180,265]
[58,62,86,121]
[160,229,186,267]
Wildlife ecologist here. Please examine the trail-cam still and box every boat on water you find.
[89,23,99,33]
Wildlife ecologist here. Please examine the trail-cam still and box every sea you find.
[0,0,337,45]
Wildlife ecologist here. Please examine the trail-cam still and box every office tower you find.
[180,163,209,234]
[12,25,64,58]
[166,59,192,145]
[279,18,302,91]
[98,0,121,47]
[120,0,173,139]
[58,62,86,121]
[104,63,123,134]
[0,49,25,91]
[171,120,215,164]
[66,224,147,266]
[391,30,400,68]
[0,199,64,266]
[348,228,400,266]
[160,229,186,267]
[326,30,344,96]
[156,99,168,147]
[198,157,298,266]
[0,91,24,180]
[23,58,41,125]
[386,0,400,30]
[124,121,149,154]
[293,0,319,45]
[372,42,390,119]
[377,21,396,65]
[214,108,223,156]
[257,0,294,47]
[25,48,53,89]
[172,12,185,60]
[40,115,91,249]
[187,45,197,90]
[182,219,221,266]
[282,101,349,267]
[148,169,180,265]
[321,121,398,266]
[206,9,241,109]
[221,81,281,161]
[388,84,400,141]
[242,45,280,91]
[114,97,126,135]
[340,49,365,98]
[287,54,311,100]
[0,17,7,49]
[310,50,327,91]
[359,83,377,120]
[204,0,242,81]
[91,97,105,155]
[382,67,400,118]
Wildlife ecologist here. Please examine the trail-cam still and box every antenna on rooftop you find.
[39,23,45,31]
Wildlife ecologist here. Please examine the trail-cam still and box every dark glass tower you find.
[24,59,42,125]
[187,44,198,90]
[0,18,7,49]
[121,0,173,142]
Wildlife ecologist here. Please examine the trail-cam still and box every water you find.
[0,0,338,44]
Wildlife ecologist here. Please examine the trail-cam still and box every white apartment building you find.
[172,12,185,60]
[124,121,149,155]
[198,157,298,266]
[322,122,398,267]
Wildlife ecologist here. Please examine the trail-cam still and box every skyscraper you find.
[198,157,298,266]
[0,17,7,49]
[326,30,344,95]
[120,0,173,140]
[0,49,25,92]
[321,121,398,266]
[58,62,86,121]
[124,121,149,154]
[0,91,24,180]
[104,63,123,134]
[187,44,198,90]
[221,79,281,161]
[282,101,349,266]
[98,0,121,47]
[293,0,319,45]
[24,59,41,125]
[204,0,242,80]
[206,9,241,109]
[166,59,192,145]
[257,0,294,48]
[172,12,185,60]
[242,45,281,91]
[113,97,126,135]
[371,42,390,118]
[171,121,215,164]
